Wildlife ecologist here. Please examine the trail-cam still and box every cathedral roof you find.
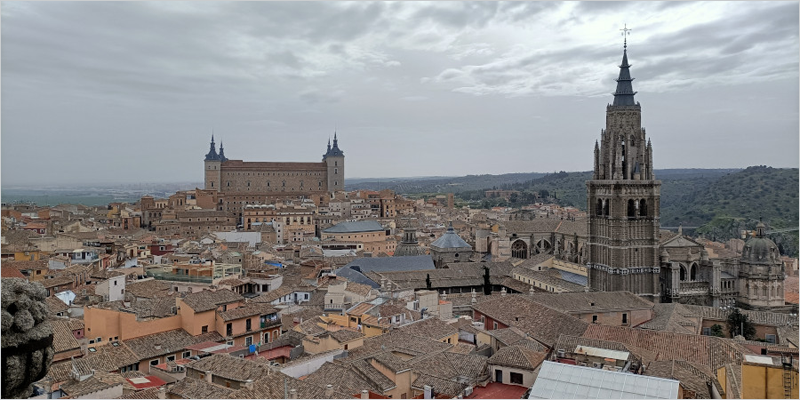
[741,222,781,265]
[430,223,471,250]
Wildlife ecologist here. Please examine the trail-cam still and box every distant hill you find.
[346,172,548,193]
[447,167,796,257]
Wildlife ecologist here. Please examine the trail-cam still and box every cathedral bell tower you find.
[586,30,662,302]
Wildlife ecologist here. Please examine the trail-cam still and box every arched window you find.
[596,199,603,216]
[639,199,647,217]
[511,240,528,259]
[627,199,636,218]
[690,263,697,281]
[762,286,768,298]
[680,265,686,281]
[603,200,609,216]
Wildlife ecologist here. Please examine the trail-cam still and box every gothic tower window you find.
[639,199,647,217]
[680,265,686,281]
[596,199,603,216]
[627,199,636,218]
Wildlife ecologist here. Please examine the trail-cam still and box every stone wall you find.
[2,278,54,399]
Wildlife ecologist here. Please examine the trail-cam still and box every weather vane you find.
[620,24,632,49]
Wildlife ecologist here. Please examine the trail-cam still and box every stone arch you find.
[511,240,528,259]
[627,199,636,218]
[535,239,552,254]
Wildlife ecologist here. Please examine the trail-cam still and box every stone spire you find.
[612,31,637,107]
[325,131,344,158]
[205,135,220,161]
[218,142,228,162]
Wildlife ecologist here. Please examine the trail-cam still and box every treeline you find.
[452,166,798,256]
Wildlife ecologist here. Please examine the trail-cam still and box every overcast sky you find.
[2,1,798,186]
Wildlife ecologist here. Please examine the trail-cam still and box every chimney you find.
[361,390,369,399]
[205,371,213,383]
[424,385,433,399]
[244,379,254,390]
[324,384,334,398]
[501,287,507,297]
[154,344,161,350]
[157,387,166,400]
[289,388,298,399]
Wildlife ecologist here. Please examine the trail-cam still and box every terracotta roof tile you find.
[185,353,269,382]
[217,302,277,322]
[167,377,234,399]
[472,295,589,348]
[51,319,81,353]
[488,345,547,370]
[582,324,746,370]
[181,288,243,312]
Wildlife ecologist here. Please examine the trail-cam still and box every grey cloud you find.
[412,2,499,29]
[1,1,797,186]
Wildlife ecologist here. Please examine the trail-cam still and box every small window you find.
[622,313,628,324]
[150,359,159,366]
[183,351,191,358]
[766,334,777,344]
[592,315,598,323]
[493,322,498,330]
[166,355,176,362]
[202,325,208,333]
[510,372,524,385]
[702,327,711,336]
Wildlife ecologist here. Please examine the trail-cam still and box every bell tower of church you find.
[586,31,662,302]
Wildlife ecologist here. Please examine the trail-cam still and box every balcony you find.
[679,281,709,295]
[260,317,280,329]
[324,303,345,311]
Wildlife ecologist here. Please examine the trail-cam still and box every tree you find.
[709,324,725,337]
[539,189,550,199]
[483,266,491,295]
[727,308,756,339]
[426,274,432,290]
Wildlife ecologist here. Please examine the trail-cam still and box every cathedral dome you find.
[741,222,780,265]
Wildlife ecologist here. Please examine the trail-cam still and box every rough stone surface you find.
[2,278,54,399]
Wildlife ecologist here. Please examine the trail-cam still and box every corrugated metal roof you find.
[529,361,679,399]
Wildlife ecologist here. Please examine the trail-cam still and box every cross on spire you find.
[620,23,632,49]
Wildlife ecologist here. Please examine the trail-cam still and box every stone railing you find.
[680,281,709,295]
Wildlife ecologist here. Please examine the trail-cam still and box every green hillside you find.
[455,166,799,256]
